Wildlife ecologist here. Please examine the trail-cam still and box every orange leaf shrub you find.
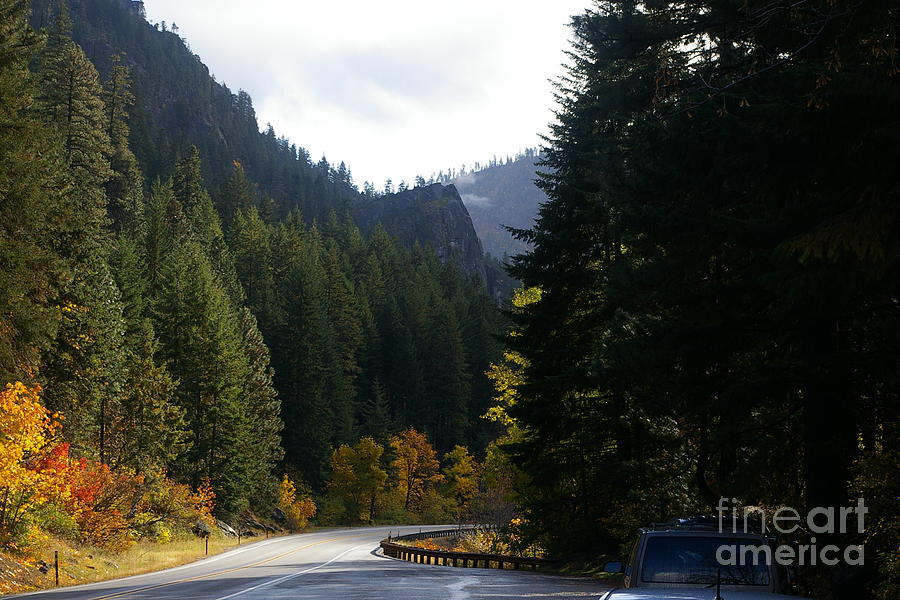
[1,383,215,553]
[65,459,143,551]
[194,476,216,521]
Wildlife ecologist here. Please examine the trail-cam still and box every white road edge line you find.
[4,536,293,598]
[213,541,375,600]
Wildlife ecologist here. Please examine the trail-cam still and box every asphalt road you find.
[6,526,610,600]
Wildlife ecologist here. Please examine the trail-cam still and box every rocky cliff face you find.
[352,184,486,278]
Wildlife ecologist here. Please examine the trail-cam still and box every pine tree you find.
[505,0,900,563]
[113,326,187,474]
[107,228,188,473]
[36,26,112,213]
[143,178,177,286]
[151,242,249,512]
[461,279,503,451]
[104,53,144,236]
[323,242,363,385]
[380,299,422,428]
[33,8,127,463]
[422,301,469,452]
[172,147,243,303]
[358,379,391,442]
[218,161,255,232]
[271,224,337,489]
[107,235,149,346]
[41,257,127,462]
[236,307,283,501]
[0,0,65,379]
[173,147,222,248]
[230,205,274,329]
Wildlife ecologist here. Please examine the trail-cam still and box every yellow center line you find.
[83,532,374,600]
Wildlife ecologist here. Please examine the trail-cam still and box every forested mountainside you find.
[451,150,547,259]
[26,0,491,283]
[353,183,513,297]
[28,0,354,222]
[0,0,505,543]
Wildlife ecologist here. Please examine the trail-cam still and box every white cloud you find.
[461,193,492,207]
[454,173,478,187]
[144,0,587,186]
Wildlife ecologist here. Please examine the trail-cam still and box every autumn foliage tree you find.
[0,384,139,551]
[277,474,316,531]
[0,383,61,549]
[0,383,220,552]
[64,458,142,551]
[389,428,442,513]
[441,445,478,522]
[326,437,387,523]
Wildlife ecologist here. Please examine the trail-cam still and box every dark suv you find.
[599,517,813,600]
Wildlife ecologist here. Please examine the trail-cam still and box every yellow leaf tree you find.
[0,383,62,548]
[442,445,479,522]
[278,474,316,530]
[484,287,541,431]
[389,428,441,512]
[327,437,387,523]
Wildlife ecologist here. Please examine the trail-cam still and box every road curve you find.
[4,526,609,600]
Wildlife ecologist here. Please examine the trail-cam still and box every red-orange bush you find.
[1,383,213,553]
[64,459,143,551]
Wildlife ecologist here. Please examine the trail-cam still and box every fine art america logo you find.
[715,498,866,566]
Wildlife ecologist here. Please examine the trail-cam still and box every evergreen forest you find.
[0,0,504,553]
[0,1,897,600]
[498,2,899,599]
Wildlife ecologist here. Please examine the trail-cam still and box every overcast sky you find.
[143,1,588,188]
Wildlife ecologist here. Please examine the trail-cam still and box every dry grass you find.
[0,552,37,596]
[2,531,280,595]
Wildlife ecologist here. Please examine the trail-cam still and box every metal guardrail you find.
[380,528,549,570]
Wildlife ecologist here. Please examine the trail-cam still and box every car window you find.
[640,536,770,586]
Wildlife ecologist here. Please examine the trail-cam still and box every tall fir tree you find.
[0,0,65,380]
[271,224,338,489]
[103,53,144,236]
[230,205,274,330]
[151,241,250,513]
[236,307,283,503]
[505,0,900,571]
[218,161,255,232]
[34,7,127,462]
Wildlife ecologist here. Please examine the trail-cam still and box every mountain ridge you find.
[451,151,547,260]
[31,0,492,280]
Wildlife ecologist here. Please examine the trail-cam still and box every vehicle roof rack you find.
[643,515,768,534]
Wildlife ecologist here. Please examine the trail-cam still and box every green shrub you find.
[29,503,78,540]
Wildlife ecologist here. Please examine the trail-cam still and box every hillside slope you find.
[452,152,547,259]
[29,0,489,277]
